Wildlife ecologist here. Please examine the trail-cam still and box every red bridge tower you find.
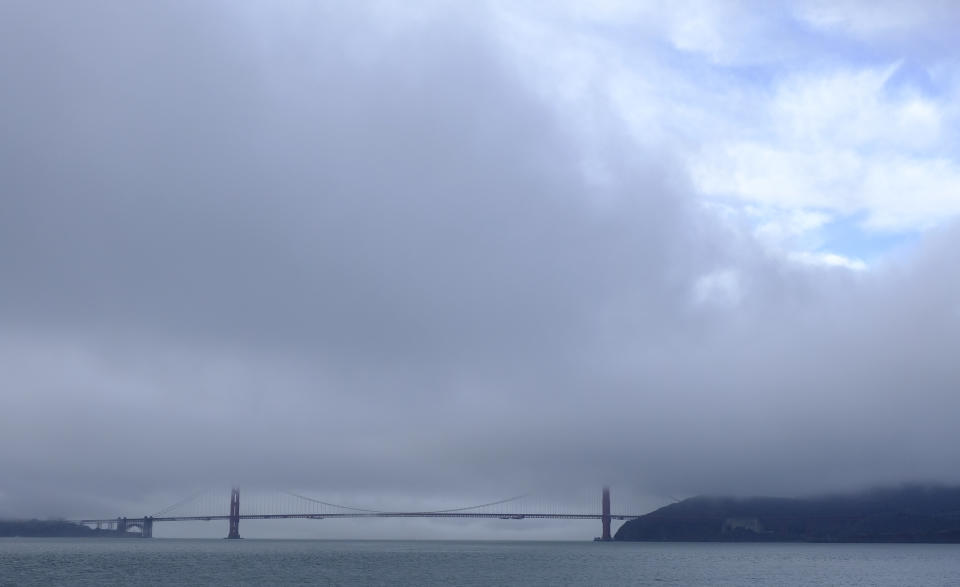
[227,487,241,539]
[601,486,612,541]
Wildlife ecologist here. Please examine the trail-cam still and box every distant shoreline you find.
[0,519,140,538]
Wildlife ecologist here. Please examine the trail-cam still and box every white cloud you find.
[861,157,960,231]
[789,251,867,271]
[489,3,960,267]
[692,63,960,239]
[752,208,832,251]
[528,0,791,65]
[770,64,942,151]
[693,268,742,306]
[793,0,959,39]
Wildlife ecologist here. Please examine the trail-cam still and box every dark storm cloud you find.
[2,1,960,527]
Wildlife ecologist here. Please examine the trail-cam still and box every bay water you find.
[3,538,960,586]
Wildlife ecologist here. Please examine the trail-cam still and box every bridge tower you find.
[227,487,241,539]
[600,486,612,541]
[141,516,153,538]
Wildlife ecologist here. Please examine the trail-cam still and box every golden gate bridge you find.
[74,487,640,540]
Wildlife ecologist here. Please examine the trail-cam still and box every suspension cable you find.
[417,494,528,513]
[285,491,527,514]
[284,492,384,513]
[153,488,210,517]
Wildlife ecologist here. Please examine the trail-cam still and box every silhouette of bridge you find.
[75,487,640,540]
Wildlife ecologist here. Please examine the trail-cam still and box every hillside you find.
[615,485,960,542]
[0,519,121,538]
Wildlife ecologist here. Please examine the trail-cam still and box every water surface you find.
[2,538,959,586]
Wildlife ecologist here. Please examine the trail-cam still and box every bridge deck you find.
[77,512,641,524]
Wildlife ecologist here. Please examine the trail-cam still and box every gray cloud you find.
[2,1,960,537]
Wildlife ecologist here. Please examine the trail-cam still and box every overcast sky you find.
[3,1,960,539]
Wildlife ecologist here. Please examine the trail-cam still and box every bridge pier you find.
[227,487,241,539]
[117,516,127,536]
[600,486,612,541]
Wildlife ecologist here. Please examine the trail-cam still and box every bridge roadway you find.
[75,487,637,539]
[79,512,639,523]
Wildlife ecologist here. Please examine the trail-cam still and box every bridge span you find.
[76,487,640,540]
